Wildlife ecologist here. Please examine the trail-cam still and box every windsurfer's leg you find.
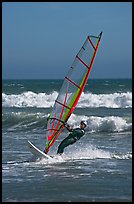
[57,137,76,154]
[57,139,66,154]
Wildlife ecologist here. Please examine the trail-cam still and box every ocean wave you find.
[112,152,132,160]
[3,112,132,133]
[2,91,132,108]
[68,114,132,133]
[2,112,48,132]
[65,147,131,160]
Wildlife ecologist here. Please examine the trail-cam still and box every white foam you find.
[112,152,132,159]
[78,92,132,108]
[2,91,132,108]
[3,111,131,133]
[68,114,131,133]
[2,91,58,108]
[67,145,111,160]
[34,155,64,164]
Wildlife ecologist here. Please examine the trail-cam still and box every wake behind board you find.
[27,140,53,160]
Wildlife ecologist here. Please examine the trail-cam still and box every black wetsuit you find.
[57,127,85,154]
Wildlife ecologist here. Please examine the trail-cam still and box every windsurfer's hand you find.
[64,123,72,132]
[64,122,69,128]
[66,124,70,129]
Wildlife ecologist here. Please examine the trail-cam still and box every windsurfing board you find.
[27,140,53,160]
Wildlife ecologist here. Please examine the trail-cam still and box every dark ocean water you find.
[2,79,132,202]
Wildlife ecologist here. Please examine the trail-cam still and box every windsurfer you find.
[57,120,87,155]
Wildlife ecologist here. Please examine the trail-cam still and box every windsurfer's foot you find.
[57,153,62,156]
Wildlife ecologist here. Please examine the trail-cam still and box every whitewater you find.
[2,79,132,202]
[2,91,132,108]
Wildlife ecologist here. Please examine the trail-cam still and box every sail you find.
[45,32,102,153]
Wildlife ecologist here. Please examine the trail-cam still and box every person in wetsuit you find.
[57,120,87,155]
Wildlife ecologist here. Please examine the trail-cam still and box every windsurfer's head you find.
[80,120,87,129]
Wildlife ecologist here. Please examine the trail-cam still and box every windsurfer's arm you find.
[64,122,73,132]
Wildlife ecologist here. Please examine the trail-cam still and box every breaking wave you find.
[3,112,132,133]
[2,91,132,108]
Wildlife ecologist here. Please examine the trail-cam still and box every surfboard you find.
[27,140,53,160]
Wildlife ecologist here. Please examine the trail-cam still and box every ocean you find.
[2,79,132,202]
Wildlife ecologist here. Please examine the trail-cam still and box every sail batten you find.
[88,36,96,50]
[45,32,102,154]
[55,100,71,110]
[65,76,81,89]
[76,55,89,69]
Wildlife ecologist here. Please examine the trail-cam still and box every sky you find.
[2,2,132,79]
